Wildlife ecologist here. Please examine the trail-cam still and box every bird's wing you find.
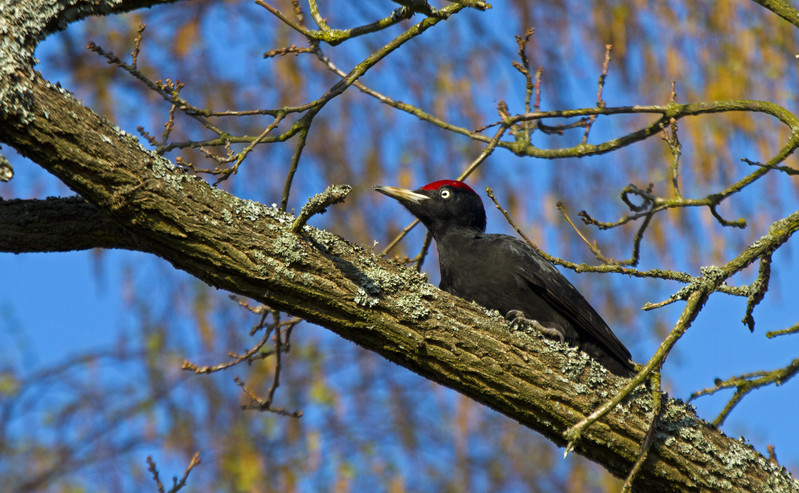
[497,235,632,364]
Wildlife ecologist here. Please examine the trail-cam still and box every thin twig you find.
[170,452,201,493]
[257,0,418,46]
[622,368,662,491]
[264,44,315,58]
[766,322,799,338]
[556,202,607,262]
[147,452,201,493]
[131,24,146,69]
[308,0,330,30]
[280,124,311,211]
[412,232,434,272]
[291,184,352,233]
[742,253,773,331]
[581,43,612,144]
[213,113,286,185]
[689,357,799,426]
[255,0,316,38]
[147,456,165,493]
[234,339,303,420]
[743,157,799,175]
[512,27,536,142]
[182,319,272,374]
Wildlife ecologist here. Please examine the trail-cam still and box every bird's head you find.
[374,180,486,237]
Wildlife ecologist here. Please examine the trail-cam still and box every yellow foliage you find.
[173,20,199,58]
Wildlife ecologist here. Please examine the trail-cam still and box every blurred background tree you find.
[1,0,798,491]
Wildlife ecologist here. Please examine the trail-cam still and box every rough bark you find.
[0,197,137,252]
[1,0,797,491]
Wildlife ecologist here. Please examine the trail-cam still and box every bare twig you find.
[258,0,418,46]
[766,322,799,338]
[308,0,330,30]
[213,113,286,185]
[662,82,683,198]
[182,324,272,374]
[147,452,201,493]
[255,0,316,38]
[281,124,311,211]
[581,43,612,144]
[182,300,301,373]
[131,24,146,69]
[264,44,315,58]
[87,42,228,136]
[291,184,352,233]
[743,157,799,175]
[233,335,303,416]
[622,368,662,492]
[380,218,421,256]
[412,233,434,271]
[689,357,799,425]
[512,27,536,142]
[556,202,607,262]
[147,456,165,493]
[742,253,773,331]
[445,0,491,10]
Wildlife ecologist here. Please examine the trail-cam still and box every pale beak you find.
[373,185,429,204]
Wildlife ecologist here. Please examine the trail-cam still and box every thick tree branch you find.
[751,0,799,28]
[0,197,138,253]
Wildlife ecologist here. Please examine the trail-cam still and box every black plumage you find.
[375,179,634,377]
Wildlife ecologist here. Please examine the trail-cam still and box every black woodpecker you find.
[375,180,634,377]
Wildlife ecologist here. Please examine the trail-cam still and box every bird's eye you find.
[440,189,452,199]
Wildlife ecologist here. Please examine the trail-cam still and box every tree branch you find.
[0,197,138,253]
[751,0,799,28]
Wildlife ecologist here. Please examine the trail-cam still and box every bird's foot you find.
[506,310,565,342]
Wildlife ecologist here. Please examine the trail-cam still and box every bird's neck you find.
[432,226,483,292]
[433,226,482,264]
[431,225,483,247]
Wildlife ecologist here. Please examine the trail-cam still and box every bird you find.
[374,179,635,377]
